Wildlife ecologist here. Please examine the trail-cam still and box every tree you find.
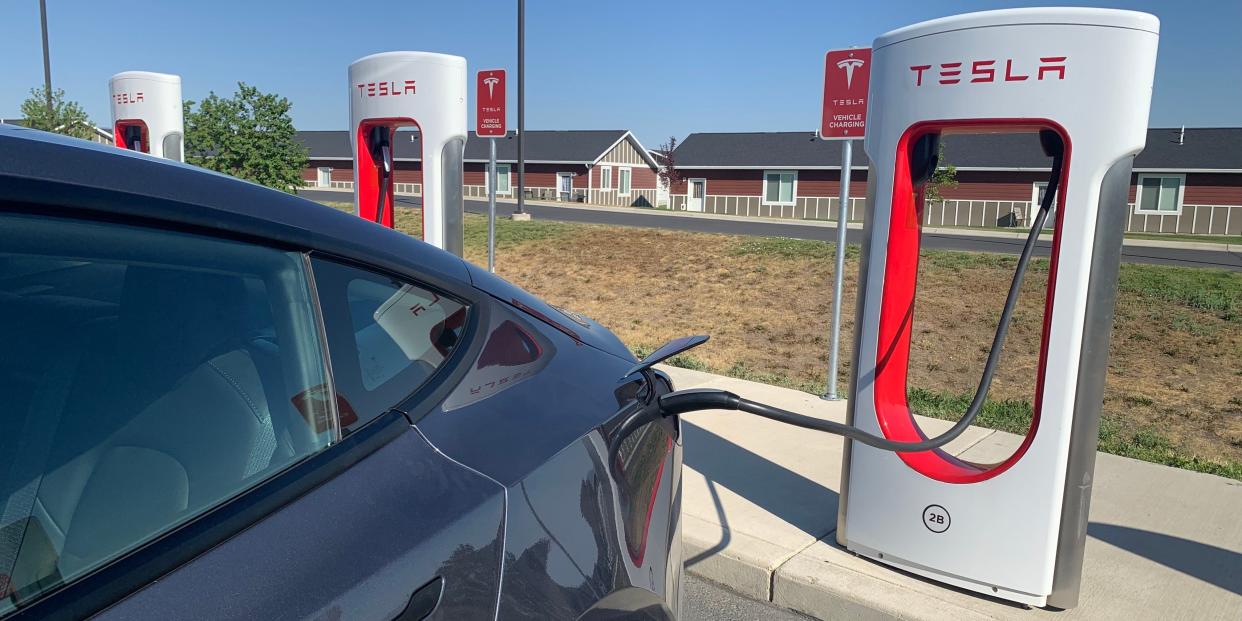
[184,82,307,193]
[19,87,96,140]
[655,135,682,189]
[922,142,958,204]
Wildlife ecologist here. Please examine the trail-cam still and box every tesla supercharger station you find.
[109,71,184,161]
[837,8,1158,608]
[349,52,467,256]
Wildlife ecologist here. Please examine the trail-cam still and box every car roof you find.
[0,124,470,285]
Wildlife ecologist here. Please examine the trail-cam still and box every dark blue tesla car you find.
[0,124,683,620]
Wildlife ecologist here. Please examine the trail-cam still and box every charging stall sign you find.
[820,48,871,139]
[476,69,507,137]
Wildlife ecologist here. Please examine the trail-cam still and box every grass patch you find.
[917,250,1052,273]
[907,388,1034,435]
[1118,264,1241,320]
[463,213,571,250]
[316,200,354,212]
[1098,417,1242,480]
[1122,394,1155,407]
[731,237,858,260]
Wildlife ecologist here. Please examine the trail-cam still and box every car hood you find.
[463,261,636,363]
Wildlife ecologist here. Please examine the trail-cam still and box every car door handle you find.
[394,576,443,621]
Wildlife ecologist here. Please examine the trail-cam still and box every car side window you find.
[309,258,468,433]
[0,214,334,615]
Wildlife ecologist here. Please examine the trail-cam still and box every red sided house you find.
[670,128,1242,236]
[298,129,660,208]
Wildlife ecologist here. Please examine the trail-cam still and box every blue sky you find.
[3,0,1239,147]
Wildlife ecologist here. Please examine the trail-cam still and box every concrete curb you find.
[306,187,1236,253]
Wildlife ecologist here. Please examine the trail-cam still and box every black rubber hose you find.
[646,151,1063,454]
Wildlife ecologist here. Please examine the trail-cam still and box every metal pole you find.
[824,139,853,400]
[515,0,525,215]
[488,138,498,272]
[39,0,53,119]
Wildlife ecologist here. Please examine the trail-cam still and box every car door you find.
[0,212,504,621]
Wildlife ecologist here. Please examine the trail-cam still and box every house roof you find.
[294,130,350,159]
[673,128,1242,172]
[296,129,657,168]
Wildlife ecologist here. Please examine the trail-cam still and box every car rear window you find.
[0,213,334,615]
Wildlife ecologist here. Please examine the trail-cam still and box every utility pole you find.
[39,0,53,118]
[515,0,527,217]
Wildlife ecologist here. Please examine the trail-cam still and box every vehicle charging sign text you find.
[476,69,507,137]
[820,48,871,139]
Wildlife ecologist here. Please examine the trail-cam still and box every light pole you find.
[515,0,526,216]
[39,0,53,118]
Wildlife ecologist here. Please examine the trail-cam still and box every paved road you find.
[299,190,1242,271]
[682,574,812,621]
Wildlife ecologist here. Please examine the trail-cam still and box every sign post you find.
[819,47,871,400]
[477,69,507,272]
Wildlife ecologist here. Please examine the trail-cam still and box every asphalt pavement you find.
[297,190,1242,271]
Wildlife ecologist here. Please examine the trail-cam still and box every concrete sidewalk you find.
[663,366,1242,620]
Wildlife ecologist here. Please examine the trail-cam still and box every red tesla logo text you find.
[909,57,1066,86]
[357,80,417,98]
[114,92,145,104]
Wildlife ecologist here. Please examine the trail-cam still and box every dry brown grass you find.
[369,204,1242,465]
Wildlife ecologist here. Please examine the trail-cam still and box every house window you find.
[600,166,612,190]
[618,167,632,196]
[1135,174,1184,214]
[763,171,797,205]
[317,167,332,187]
[487,163,512,195]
